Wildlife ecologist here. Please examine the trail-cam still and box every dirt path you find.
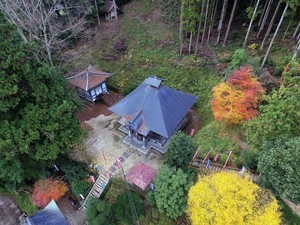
[0,196,23,225]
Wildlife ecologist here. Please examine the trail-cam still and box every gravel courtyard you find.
[71,113,165,176]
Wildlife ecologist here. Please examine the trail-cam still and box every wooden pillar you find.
[142,136,146,148]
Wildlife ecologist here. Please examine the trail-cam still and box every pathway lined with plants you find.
[79,147,135,210]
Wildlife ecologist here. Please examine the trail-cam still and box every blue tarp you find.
[25,200,70,225]
[109,77,198,138]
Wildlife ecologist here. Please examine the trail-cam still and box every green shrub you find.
[209,150,217,161]
[113,191,144,225]
[219,154,228,165]
[230,49,246,70]
[59,159,89,183]
[86,198,115,225]
[165,131,197,168]
[242,150,258,170]
[71,180,88,196]
[232,156,243,168]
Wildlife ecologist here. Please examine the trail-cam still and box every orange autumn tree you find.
[211,67,264,124]
[32,177,68,207]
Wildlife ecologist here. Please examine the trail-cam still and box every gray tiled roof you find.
[109,76,198,138]
[25,200,69,225]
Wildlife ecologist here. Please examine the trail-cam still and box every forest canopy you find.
[0,13,83,189]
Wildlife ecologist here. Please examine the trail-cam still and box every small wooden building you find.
[104,0,119,21]
[67,65,113,102]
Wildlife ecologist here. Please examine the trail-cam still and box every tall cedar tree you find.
[32,177,68,207]
[0,14,83,189]
[154,165,195,220]
[188,172,281,225]
[211,67,264,124]
[245,61,300,148]
[258,136,300,204]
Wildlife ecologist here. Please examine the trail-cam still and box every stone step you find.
[93,185,101,192]
[100,174,109,183]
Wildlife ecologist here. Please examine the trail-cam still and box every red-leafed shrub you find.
[211,67,264,124]
[32,177,68,207]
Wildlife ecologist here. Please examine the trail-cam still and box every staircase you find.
[191,159,260,182]
[79,148,134,211]
[80,174,110,210]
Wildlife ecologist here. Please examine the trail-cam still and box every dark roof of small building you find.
[104,1,119,13]
[67,65,113,91]
[25,200,70,225]
[109,76,198,138]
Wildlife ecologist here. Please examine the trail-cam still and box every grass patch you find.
[278,198,300,225]
[103,178,127,204]
[195,121,240,158]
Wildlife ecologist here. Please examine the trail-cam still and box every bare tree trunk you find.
[195,0,206,56]
[94,0,101,26]
[223,0,238,46]
[113,0,118,21]
[260,0,281,50]
[283,16,293,40]
[179,0,185,57]
[243,0,260,48]
[258,0,268,27]
[189,32,193,54]
[201,0,210,47]
[292,38,300,60]
[43,25,53,66]
[292,21,300,39]
[207,0,217,43]
[217,0,228,44]
[63,0,72,27]
[261,3,288,68]
[257,0,273,38]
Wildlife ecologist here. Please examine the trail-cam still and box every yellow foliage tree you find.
[188,172,281,225]
[211,82,244,124]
